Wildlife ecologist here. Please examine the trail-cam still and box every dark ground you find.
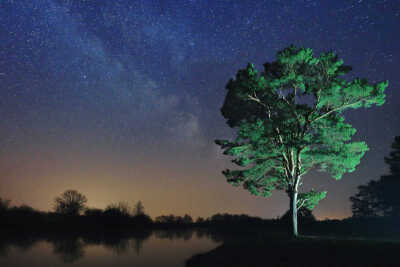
[186,234,400,267]
[185,231,400,267]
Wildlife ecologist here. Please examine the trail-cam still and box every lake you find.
[0,228,222,267]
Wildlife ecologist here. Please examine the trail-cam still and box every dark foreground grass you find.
[186,233,400,267]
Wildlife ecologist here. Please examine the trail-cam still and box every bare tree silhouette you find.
[54,190,87,216]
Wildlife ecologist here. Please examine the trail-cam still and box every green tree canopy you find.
[216,45,388,236]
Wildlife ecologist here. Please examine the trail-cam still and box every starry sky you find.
[0,0,399,220]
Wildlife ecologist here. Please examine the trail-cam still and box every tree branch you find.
[247,92,293,187]
[297,198,309,210]
[311,97,367,124]
[247,93,266,107]
[280,95,302,137]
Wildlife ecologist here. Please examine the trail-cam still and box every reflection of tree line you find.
[51,237,85,263]
[0,231,150,263]
[0,228,224,263]
[0,234,37,258]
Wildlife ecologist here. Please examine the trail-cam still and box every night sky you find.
[0,0,399,220]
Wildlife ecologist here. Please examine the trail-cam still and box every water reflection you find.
[51,237,85,263]
[0,234,36,256]
[0,228,221,266]
[153,228,194,241]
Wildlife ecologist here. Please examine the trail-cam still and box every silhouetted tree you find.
[132,213,153,226]
[195,217,205,224]
[210,213,226,224]
[0,197,10,213]
[215,45,388,237]
[182,214,193,224]
[13,204,35,213]
[155,214,176,224]
[350,180,382,217]
[54,190,87,216]
[378,136,400,217]
[133,201,145,216]
[104,202,131,217]
[84,208,103,217]
[155,215,167,224]
[175,215,184,224]
[6,204,43,225]
[350,136,400,217]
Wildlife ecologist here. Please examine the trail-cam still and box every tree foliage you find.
[0,197,11,213]
[104,201,131,217]
[350,136,400,217]
[154,214,193,224]
[54,190,88,216]
[133,201,145,216]
[215,44,388,235]
[84,208,103,217]
[350,180,382,217]
[183,214,193,224]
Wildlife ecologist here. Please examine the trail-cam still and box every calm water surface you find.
[0,229,221,267]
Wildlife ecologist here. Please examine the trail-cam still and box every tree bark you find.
[289,190,298,237]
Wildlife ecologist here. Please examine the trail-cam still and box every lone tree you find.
[215,45,388,237]
[54,190,88,216]
[349,180,382,217]
[350,136,400,218]
[133,201,145,216]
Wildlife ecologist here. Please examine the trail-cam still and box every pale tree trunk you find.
[289,190,298,237]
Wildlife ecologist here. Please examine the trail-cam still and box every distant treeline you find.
[1,202,399,239]
[1,188,399,238]
[0,197,271,229]
[0,189,315,231]
[0,192,318,231]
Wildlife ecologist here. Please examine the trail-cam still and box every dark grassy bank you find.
[186,234,400,267]
[185,217,400,267]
